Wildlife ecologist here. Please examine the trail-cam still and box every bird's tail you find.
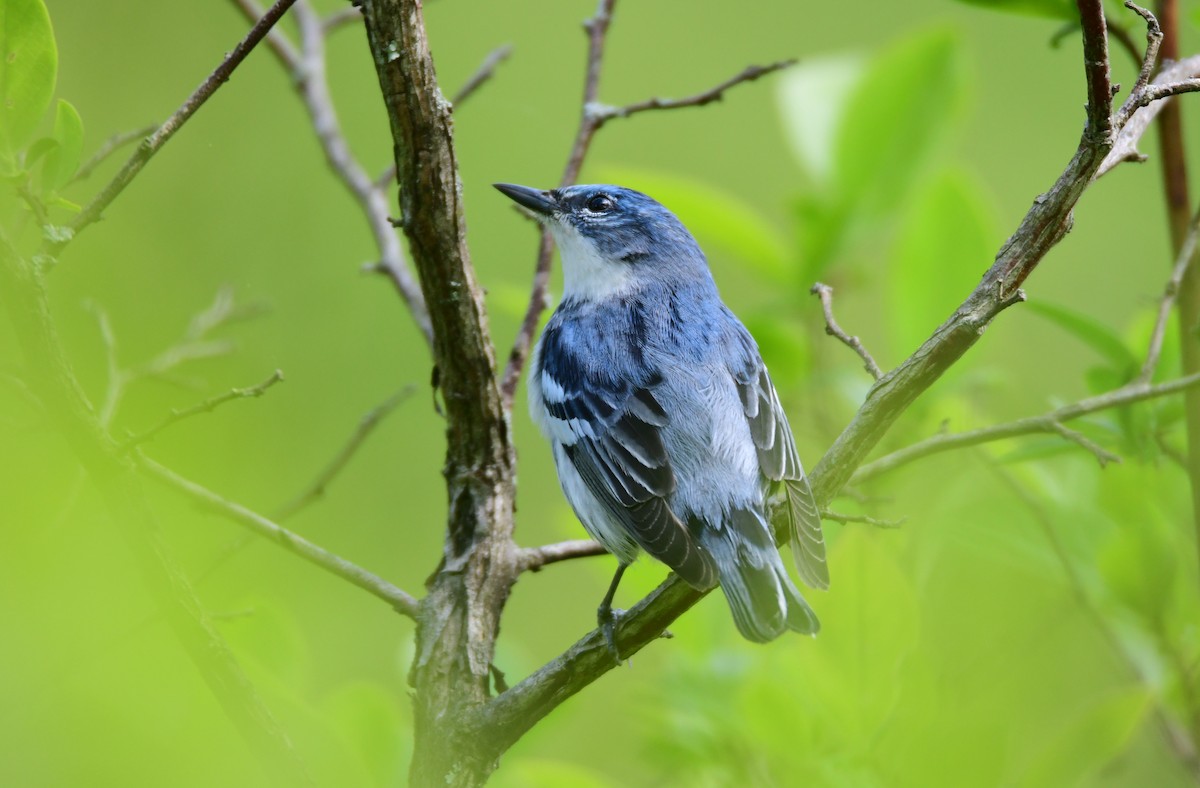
[697,508,819,643]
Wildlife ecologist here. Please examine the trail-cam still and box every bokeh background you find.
[3,0,1200,785]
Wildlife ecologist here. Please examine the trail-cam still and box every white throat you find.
[550,221,635,302]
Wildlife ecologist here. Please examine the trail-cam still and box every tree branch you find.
[1097,54,1200,177]
[229,0,432,344]
[273,386,415,520]
[139,457,420,618]
[810,282,883,381]
[590,59,796,123]
[120,369,283,451]
[852,372,1200,482]
[516,539,606,572]
[1138,205,1200,382]
[70,124,158,184]
[49,0,301,259]
[451,44,513,108]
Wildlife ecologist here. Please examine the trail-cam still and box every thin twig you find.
[451,44,513,107]
[229,0,432,344]
[140,457,420,618]
[1048,420,1122,466]
[810,282,883,381]
[499,0,616,406]
[1077,0,1115,142]
[231,0,300,70]
[49,0,301,258]
[852,372,1200,482]
[1138,205,1200,382]
[819,509,904,528]
[516,539,606,572]
[70,125,158,184]
[322,6,362,34]
[1098,55,1200,177]
[120,370,284,451]
[273,386,415,520]
[592,60,796,123]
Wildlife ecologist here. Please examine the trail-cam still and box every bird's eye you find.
[585,194,614,213]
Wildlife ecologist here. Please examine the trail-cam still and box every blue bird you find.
[495,183,828,654]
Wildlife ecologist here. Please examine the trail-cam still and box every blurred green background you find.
[2,0,1199,785]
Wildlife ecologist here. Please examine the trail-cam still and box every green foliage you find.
[41,98,83,194]
[1025,300,1139,377]
[0,0,57,159]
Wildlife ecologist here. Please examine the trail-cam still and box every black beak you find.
[493,183,556,216]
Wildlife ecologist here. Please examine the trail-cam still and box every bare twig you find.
[229,0,432,343]
[50,0,301,258]
[451,44,513,107]
[1098,55,1200,176]
[273,386,415,520]
[322,6,362,34]
[1077,0,1115,142]
[592,60,796,122]
[1048,420,1122,466]
[70,125,158,184]
[1138,206,1200,382]
[819,510,904,528]
[852,372,1200,482]
[120,370,284,451]
[231,0,300,70]
[810,282,883,381]
[140,457,420,618]
[517,539,606,572]
[497,0,793,405]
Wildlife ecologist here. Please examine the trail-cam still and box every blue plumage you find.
[495,183,827,650]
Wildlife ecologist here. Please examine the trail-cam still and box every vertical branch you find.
[1154,0,1200,580]
[358,2,517,785]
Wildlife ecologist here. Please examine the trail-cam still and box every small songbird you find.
[495,182,828,654]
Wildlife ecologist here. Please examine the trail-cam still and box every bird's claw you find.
[598,605,625,664]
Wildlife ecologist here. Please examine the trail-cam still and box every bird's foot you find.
[597,604,625,664]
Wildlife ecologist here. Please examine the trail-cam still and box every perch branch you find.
[120,369,283,451]
[498,0,792,404]
[473,2,1200,756]
[50,0,301,258]
[140,457,420,618]
[273,385,415,520]
[852,372,1200,482]
[517,539,606,572]
[810,282,883,381]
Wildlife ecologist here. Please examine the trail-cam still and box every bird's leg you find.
[597,563,628,663]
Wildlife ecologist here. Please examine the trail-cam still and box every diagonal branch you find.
[590,60,796,123]
[70,125,158,184]
[1138,205,1200,382]
[120,369,283,451]
[140,457,420,618]
[810,282,883,381]
[451,44,513,107]
[49,0,301,259]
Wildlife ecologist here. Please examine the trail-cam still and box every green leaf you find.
[0,0,58,154]
[888,167,997,357]
[598,166,791,282]
[775,53,864,185]
[952,0,1078,20]
[834,28,965,218]
[1025,301,1139,374]
[41,98,82,192]
[1015,688,1152,787]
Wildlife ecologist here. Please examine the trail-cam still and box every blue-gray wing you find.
[538,363,716,590]
[727,322,829,590]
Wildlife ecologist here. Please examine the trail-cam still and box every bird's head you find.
[494,183,709,302]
